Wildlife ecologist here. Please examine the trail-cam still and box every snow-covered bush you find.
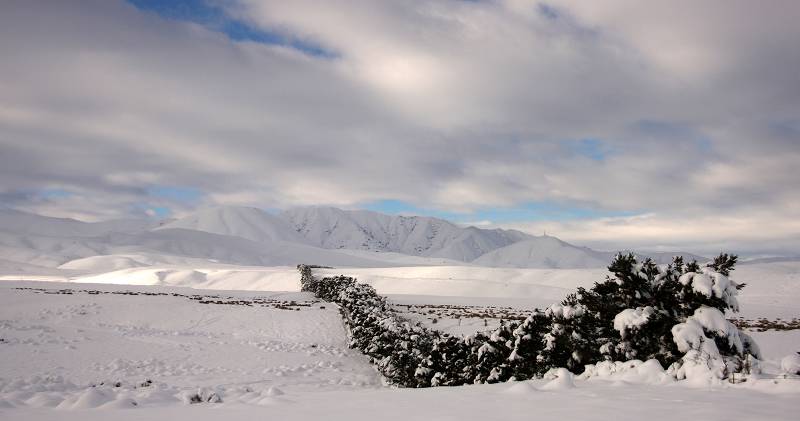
[507,311,550,379]
[183,387,222,404]
[669,306,760,383]
[564,253,758,378]
[298,254,760,388]
[299,265,454,387]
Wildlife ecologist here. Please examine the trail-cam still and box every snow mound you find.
[265,386,283,396]
[540,368,575,390]
[781,353,800,375]
[0,379,146,411]
[69,266,302,291]
[504,380,539,394]
[59,255,148,272]
[580,360,671,384]
[232,386,288,406]
[59,387,115,410]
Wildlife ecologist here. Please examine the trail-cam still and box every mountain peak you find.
[155,206,305,244]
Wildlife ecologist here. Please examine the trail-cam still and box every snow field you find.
[8,262,798,374]
[2,372,798,421]
[9,260,798,322]
[0,282,380,410]
[0,261,798,418]
[322,263,800,319]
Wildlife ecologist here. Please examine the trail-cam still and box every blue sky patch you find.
[133,203,172,218]
[127,0,337,58]
[38,188,74,199]
[537,3,560,20]
[146,185,203,203]
[634,120,694,138]
[566,138,612,161]
[634,120,716,153]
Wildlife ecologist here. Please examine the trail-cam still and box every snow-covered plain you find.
[1,260,799,419]
[0,281,380,410]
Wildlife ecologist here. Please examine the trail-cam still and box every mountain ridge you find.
[279,206,532,261]
[0,206,708,272]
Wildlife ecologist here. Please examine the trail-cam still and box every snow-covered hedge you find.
[298,253,760,387]
[299,265,454,386]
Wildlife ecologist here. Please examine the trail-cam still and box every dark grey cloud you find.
[0,0,798,254]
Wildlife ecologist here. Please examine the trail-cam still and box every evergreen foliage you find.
[298,253,760,388]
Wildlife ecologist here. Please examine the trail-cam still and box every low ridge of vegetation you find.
[299,253,761,387]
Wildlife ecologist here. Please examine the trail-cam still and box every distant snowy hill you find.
[470,236,707,269]
[0,209,157,237]
[472,236,610,269]
[155,206,306,244]
[0,207,472,275]
[629,251,708,265]
[0,206,712,275]
[279,206,705,268]
[280,206,530,261]
[740,256,800,265]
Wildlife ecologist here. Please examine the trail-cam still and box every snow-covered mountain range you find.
[0,206,706,275]
[280,206,531,261]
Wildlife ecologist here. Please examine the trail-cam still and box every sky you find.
[1,0,799,256]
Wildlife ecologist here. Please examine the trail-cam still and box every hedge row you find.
[299,264,590,387]
[298,254,759,388]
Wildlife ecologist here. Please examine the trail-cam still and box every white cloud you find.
[500,206,800,256]
[0,0,798,253]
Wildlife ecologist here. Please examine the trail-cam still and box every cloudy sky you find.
[1,0,799,255]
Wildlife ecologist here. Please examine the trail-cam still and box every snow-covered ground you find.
[0,281,380,411]
[1,277,799,420]
[4,260,797,338]
[1,259,799,419]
